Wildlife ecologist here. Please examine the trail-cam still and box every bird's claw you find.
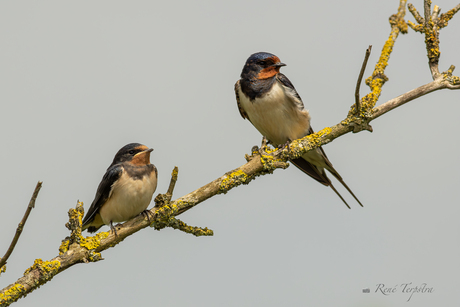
[277,140,291,152]
[141,209,154,222]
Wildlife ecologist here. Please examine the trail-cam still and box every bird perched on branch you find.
[82,143,158,235]
[234,52,362,208]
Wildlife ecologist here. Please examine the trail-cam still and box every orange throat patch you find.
[258,66,280,79]
[131,151,151,165]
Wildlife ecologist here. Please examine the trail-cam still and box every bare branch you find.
[1,1,459,305]
[354,46,372,112]
[371,80,446,119]
[0,181,43,270]
[165,166,179,200]
[348,0,407,133]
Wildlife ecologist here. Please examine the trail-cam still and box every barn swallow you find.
[234,52,363,208]
[82,143,158,235]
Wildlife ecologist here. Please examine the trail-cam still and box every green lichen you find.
[0,283,26,305]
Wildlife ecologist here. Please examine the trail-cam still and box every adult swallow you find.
[82,143,158,235]
[234,52,363,208]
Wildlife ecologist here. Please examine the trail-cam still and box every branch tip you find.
[355,45,372,113]
[0,181,43,269]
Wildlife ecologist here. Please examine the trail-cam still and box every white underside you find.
[99,171,157,224]
[238,81,311,146]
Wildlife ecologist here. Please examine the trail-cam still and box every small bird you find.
[82,143,158,235]
[234,52,363,208]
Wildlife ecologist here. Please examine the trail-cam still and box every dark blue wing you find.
[82,164,123,227]
[276,73,303,102]
[234,80,250,120]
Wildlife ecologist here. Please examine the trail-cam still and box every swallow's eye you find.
[128,150,135,155]
[258,60,265,66]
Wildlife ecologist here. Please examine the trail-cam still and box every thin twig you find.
[2,0,460,304]
[165,166,179,201]
[0,181,43,269]
[355,45,372,112]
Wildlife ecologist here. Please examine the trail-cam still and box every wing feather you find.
[234,80,250,120]
[82,165,123,229]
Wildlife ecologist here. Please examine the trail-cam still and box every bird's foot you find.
[261,136,269,149]
[277,139,291,152]
[110,222,119,237]
[141,209,154,223]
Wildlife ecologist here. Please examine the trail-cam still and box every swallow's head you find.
[241,52,286,80]
[112,143,154,166]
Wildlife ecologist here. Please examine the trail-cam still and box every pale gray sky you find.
[1,1,459,306]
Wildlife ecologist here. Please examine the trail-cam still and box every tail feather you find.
[328,182,351,209]
[290,126,363,208]
[290,156,363,208]
[328,170,364,207]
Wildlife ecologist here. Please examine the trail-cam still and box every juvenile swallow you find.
[234,52,363,208]
[82,143,158,235]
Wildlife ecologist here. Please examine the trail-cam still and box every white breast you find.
[99,170,157,224]
[238,81,311,145]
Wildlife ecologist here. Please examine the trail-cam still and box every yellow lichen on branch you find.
[407,1,460,80]
[357,0,407,117]
[220,170,249,192]
[0,284,25,306]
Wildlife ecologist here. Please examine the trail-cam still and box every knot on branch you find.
[366,72,389,86]
[60,202,107,262]
[389,13,408,33]
[346,117,374,133]
[24,259,60,280]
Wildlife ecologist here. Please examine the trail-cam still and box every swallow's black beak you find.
[273,62,286,67]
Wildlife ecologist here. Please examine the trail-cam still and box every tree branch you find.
[354,46,373,112]
[1,0,459,305]
[0,181,42,271]
[408,0,460,80]
[348,0,408,133]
